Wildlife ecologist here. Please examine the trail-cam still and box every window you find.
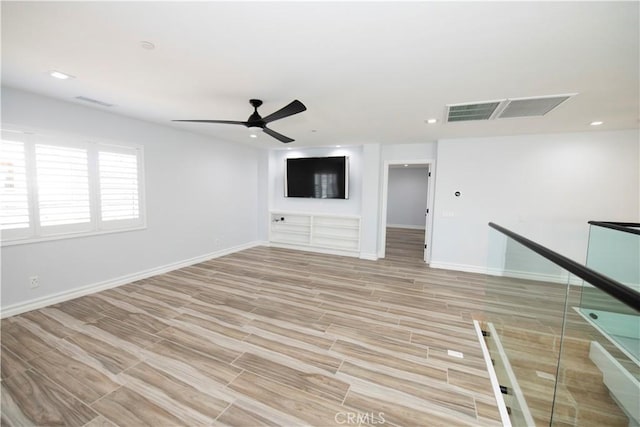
[99,150,139,222]
[36,144,91,227]
[0,129,145,245]
[0,139,30,231]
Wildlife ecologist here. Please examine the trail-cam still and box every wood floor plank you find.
[82,415,119,427]
[447,368,496,398]
[49,300,105,323]
[331,339,447,382]
[181,301,253,327]
[20,310,78,339]
[122,361,230,424]
[143,339,242,385]
[247,319,335,350]
[155,326,241,364]
[172,312,249,340]
[326,323,427,358]
[87,316,162,349]
[343,390,481,427]
[216,403,279,427]
[28,347,121,404]
[1,321,57,361]
[1,369,97,427]
[232,352,350,402]
[0,345,30,380]
[110,290,183,319]
[63,332,141,375]
[91,386,187,427]
[338,360,476,417]
[228,371,345,426]
[243,333,343,373]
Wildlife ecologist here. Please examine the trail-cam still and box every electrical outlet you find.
[29,276,39,289]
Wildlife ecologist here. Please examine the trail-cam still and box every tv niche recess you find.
[285,156,349,199]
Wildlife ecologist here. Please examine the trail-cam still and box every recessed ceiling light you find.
[249,134,258,138]
[404,164,409,167]
[426,118,437,124]
[49,70,73,80]
[590,121,603,126]
[140,41,155,50]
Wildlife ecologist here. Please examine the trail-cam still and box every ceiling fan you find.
[173,99,306,143]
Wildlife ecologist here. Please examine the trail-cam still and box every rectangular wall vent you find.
[75,96,114,107]
[446,94,576,123]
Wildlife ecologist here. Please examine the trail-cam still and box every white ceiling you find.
[2,1,638,148]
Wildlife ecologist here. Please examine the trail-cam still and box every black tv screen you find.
[286,156,349,199]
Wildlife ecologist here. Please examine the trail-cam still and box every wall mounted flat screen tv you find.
[285,156,349,199]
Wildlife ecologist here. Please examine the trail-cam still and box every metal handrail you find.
[588,221,640,236]
[488,222,640,312]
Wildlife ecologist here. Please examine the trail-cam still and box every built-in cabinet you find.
[269,211,360,255]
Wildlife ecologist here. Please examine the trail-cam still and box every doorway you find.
[379,160,435,263]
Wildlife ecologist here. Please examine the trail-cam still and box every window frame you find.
[0,126,146,247]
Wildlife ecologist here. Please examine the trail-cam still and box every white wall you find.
[430,130,640,275]
[1,87,262,313]
[269,146,363,215]
[387,167,429,228]
[381,143,437,161]
[360,144,381,259]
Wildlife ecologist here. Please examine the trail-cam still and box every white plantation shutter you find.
[99,150,140,221]
[1,129,145,245]
[0,139,30,230]
[35,144,91,227]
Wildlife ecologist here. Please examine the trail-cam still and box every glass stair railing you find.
[580,221,639,363]
[479,222,640,427]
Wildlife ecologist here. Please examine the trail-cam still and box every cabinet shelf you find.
[312,232,359,241]
[313,224,359,230]
[269,211,360,254]
[272,229,310,236]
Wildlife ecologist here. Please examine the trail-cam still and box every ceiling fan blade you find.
[172,120,248,125]
[263,126,294,143]
[262,100,307,124]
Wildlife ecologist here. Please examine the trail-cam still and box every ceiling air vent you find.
[497,95,573,119]
[446,101,501,122]
[446,94,576,123]
[75,96,114,107]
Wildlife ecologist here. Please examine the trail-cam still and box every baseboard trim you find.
[429,261,582,285]
[429,261,492,275]
[0,241,262,319]
[359,252,378,261]
[386,224,425,230]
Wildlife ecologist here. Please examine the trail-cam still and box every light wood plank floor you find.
[385,227,425,264]
[2,231,502,426]
[2,228,631,426]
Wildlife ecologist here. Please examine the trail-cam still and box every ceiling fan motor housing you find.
[248,99,265,128]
